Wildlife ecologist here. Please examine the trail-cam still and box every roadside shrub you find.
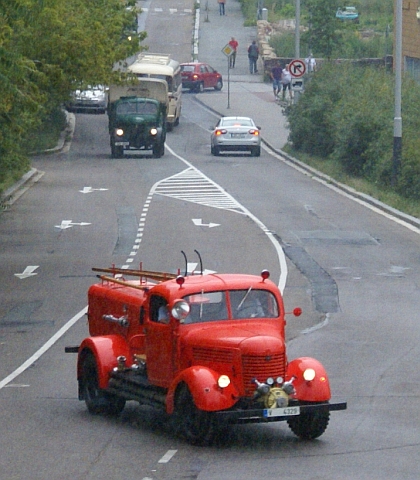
[287,62,347,156]
[331,66,393,176]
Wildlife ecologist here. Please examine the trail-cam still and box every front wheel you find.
[214,80,223,91]
[153,141,165,158]
[287,404,330,439]
[111,139,124,158]
[81,351,126,416]
[174,385,216,445]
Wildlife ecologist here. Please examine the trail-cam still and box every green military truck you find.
[107,78,168,158]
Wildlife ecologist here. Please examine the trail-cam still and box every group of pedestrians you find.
[227,37,259,75]
[270,61,292,101]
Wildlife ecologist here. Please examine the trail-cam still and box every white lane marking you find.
[0,307,87,390]
[14,265,39,279]
[158,449,177,463]
[79,187,108,194]
[192,218,220,228]
[164,144,288,293]
[55,220,91,229]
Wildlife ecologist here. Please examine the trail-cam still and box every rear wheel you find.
[81,351,126,415]
[196,82,204,93]
[287,404,330,439]
[212,145,220,156]
[174,385,216,445]
[251,146,261,157]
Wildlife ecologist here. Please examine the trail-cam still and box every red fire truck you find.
[66,262,346,445]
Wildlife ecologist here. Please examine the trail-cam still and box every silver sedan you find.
[210,116,261,157]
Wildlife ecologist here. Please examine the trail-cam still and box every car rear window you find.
[222,119,253,127]
[181,66,195,72]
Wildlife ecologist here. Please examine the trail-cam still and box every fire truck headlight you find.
[303,368,316,381]
[171,300,190,321]
[116,128,124,136]
[218,375,230,388]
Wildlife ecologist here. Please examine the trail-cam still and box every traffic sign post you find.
[222,44,234,109]
[289,59,306,103]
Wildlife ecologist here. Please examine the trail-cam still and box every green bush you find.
[285,62,420,199]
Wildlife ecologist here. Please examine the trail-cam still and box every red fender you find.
[166,366,240,414]
[77,335,131,389]
[287,357,331,402]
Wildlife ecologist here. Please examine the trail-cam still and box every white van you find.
[128,53,182,130]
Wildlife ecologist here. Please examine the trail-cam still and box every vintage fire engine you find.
[66,260,346,445]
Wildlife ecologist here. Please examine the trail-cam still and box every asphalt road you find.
[1,0,420,479]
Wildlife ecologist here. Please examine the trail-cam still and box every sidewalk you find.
[195,0,289,150]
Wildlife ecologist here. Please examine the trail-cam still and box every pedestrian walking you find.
[228,37,238,68]
[281,64,293,101]
[247,40,259,74]
[270,60,283,99]
[305,53,316,73]
[218,0,226,15]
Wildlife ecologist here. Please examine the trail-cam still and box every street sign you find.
[289,59,306,78]
[291,78,304,91]
[222,44,234,57]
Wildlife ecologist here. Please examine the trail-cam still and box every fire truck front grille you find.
[192,347,234,364]
[242,353,285,395]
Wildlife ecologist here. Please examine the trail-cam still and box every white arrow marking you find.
[79,187,109,194]
[192,218,220,228]
[55,220,91,229]
[15,265,39,279]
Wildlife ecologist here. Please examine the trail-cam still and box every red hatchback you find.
[180,62,223,93]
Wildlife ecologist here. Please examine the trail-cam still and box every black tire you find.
[167,122,173,132]
[251,146,261,157]
[153,141,165,158]
[111,139,124,158]
[81,351,126,415]
[287,404,330,440]
[196,82,204,93]
[174,385,216,445]
[213,146,220,156]
[214,80,223,91]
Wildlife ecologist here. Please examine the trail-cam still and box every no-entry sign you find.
[289,59,306,78]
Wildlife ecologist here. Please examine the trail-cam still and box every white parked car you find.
[210,116,261,157]
[66,85,107,114]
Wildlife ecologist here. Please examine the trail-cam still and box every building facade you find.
[401,0,420,80]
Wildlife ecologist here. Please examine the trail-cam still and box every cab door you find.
[144,295,175,388]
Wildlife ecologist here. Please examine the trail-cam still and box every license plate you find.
[231,133,245,138]
[263,406,300,418]
[115,142,129,146]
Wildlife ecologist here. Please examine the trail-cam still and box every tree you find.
[303,0,342,58]
[0,0,146,191]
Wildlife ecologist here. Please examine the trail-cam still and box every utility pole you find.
[294,0,301,102]
[393,0,402,186]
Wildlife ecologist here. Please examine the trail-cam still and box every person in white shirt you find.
[305,53,317,73]
[281,64,292,100]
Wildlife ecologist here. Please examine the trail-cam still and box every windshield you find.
[116,101,158,115]
[182,289,279,324]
